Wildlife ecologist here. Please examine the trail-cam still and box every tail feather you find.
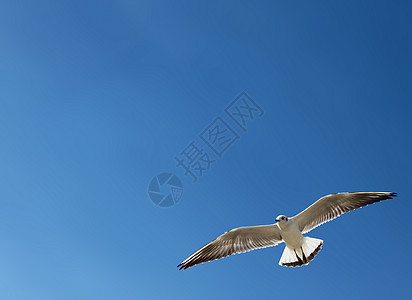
[279,237,323,267]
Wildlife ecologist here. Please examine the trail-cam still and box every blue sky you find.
[1,0,411,299]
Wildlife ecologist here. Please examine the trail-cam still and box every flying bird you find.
[177,191,396,270]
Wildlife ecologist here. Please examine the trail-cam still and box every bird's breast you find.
[280,225,303,249]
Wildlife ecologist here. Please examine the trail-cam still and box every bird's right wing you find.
[177,224,282,270]
[292,191,397,234]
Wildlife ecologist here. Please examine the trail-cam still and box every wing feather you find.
[177,224,282,270]
[292,191,397,234]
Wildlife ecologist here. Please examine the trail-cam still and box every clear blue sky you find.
[1,1,411,299]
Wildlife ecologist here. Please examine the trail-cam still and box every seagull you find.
[177,191,396,270]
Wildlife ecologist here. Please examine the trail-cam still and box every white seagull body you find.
[177,191,396,270]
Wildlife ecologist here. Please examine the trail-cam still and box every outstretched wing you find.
[177,224,282,270]
[292,191,397,234]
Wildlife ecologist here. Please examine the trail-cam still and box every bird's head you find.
[275,215,289,223]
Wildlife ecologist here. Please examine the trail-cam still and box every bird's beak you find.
[275,219,279,222]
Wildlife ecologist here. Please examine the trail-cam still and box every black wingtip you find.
[387,192,397,199]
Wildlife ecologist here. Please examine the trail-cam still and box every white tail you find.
[279,237,323,267]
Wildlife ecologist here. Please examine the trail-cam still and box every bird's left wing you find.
[177,224,282,270]
[292,191,397,234]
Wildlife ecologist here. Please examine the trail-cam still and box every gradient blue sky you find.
[1,1,411,299]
